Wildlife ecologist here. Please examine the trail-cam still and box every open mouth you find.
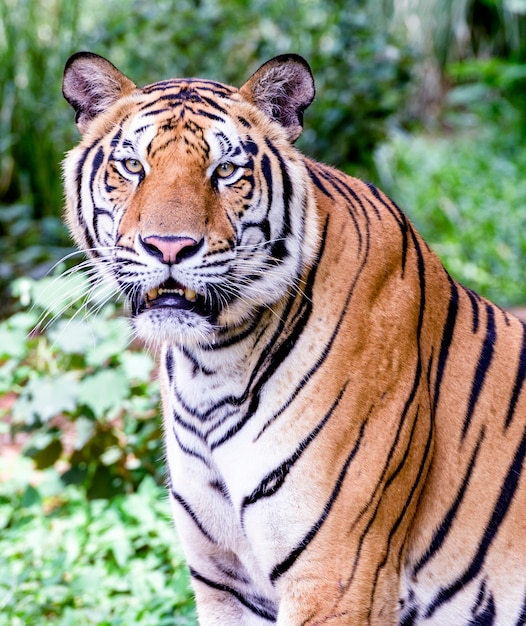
[134,278,213,318]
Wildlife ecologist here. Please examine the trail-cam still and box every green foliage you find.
[86,0,413,168]
[375,116,526,307]
[0,0,81,213]
[447,55,526,137]
[0,272,197,623]
[0,470,195,625]
[1,274,163,498]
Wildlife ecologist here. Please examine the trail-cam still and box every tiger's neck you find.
[158,278,312,451]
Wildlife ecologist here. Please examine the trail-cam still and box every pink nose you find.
[142,235,199,264]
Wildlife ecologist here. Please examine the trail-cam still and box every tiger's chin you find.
[132,307,218,349]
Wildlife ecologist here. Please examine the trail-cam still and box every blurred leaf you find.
[13,373,80,423]
[77,369,129,418]
[121,351,155,383]
[100,445,123,466]
[74,415,96,449]
[0,479,196,624]
[376,123,526,306]
[23,431,63,469]
[0,325,27,359]
[12,273,89,316]
[20,484,40,508]
[48,318,99,354]
[0,312,38,358]
[85,319,132,367]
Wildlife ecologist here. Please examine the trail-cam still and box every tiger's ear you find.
[239,54,315,142]
[62,52,137,134]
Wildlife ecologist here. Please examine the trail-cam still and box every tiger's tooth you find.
[147,288,159,299]
[185,288,197,302]
[158,288,184,296]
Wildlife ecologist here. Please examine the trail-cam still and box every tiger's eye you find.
[216,162,236,178]
[123,158,144,175]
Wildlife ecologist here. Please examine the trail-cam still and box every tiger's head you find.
[62,53,319,346]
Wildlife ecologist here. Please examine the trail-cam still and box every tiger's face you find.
[62,53,319,346]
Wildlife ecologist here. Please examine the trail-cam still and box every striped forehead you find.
[122,78,242,161]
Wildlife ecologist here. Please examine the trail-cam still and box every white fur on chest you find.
[159,338,320,595]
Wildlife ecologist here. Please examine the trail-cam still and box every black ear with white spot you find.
[239,54,315,142]
[62,51,137,134]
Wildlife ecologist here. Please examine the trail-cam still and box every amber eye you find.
[122,158,144,175]
[215,162,236,178]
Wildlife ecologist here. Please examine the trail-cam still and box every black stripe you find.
[462,304,496,439]
[172,407,206,440]
[110,128,122,147]
[241,383,348,520]
[240,219,271,244]
[363,193,382,220]
[204,408,245,441]
[180,345,217,377]
[469,580,496,626]
[209,479,230,499]
[270,417,368,583]
[341,226,428,590]
[94,206,113,218]
[425,423,526,618]
[312,165,363,255]
[173,429,211,468]
[432,274,459,413]
[464,286,481,334]
[255,172,381,441]
[364,182,410,273]
[90,147,105,214]
[165,347,174,382]
[199,93,230,115]
[412,427,485,576]
[366,405,434,609]
[242,138,258,155]
[74,139,103,251]
[242,219,332,443]
[208,218,329,448]
[265,139,292,238]
[173,383,224,423]
[238,116,252,129]
[138,93,186,110]
[505,322,526,429]
[141,78,233,96]
[261,153,273,214]
[196,108,226,122]
[141,79,182,93]
[142,107,173,117]
[189,568,277,621]
[209,310,269,350]
[306,162,334,199]
[170,489,216,543]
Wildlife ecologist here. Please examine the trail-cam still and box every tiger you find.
[61,51,526,625]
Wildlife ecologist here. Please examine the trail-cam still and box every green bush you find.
[89,0,413,168]
[1,273,163,498]
[0,471,195,625]
[375,116,526,307]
